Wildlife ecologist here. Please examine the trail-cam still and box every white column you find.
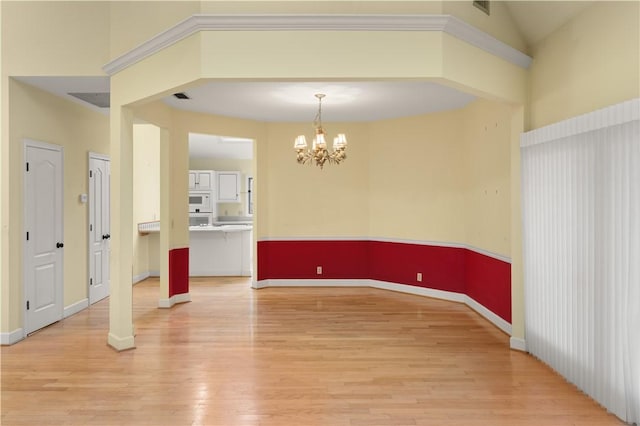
[510,105,526,351]
[108,105,135,351]
[159,128,170,304]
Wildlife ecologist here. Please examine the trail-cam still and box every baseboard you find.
[149,270,160,277]
[189,270,250,277]
[1,328,24,345]
[107,332,135,351]
[370,280,466,303]
[252,280,267,289]
[510,337,527,352]
[464,295,512,335]
[133,271,151,284]
[257,279,370,288]
[255,278,512,338]
[158,292,191,308]
[64,298,89,319]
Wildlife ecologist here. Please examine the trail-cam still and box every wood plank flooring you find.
[1,277,623,425]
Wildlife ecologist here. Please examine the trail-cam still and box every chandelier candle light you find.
[294,94,347,169]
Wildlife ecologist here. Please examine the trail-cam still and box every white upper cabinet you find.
[189,170,213,190]
[216,171,241,202]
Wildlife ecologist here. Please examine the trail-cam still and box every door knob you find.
[56,242,64,248]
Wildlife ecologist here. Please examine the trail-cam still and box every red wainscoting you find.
[257,240,369,280]
[465,249,512,323]
[369,241,466,294]
[258,240,511,323]
[169,247,189,297]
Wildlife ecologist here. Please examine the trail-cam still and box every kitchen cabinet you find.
[188,170,213,190]
[216,171,241,202]
[189,226,252,276]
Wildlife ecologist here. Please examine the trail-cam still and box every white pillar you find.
[108,105,135,351]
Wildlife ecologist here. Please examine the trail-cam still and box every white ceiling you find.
[163,81,476,123]
[189,133,253,160]
[15,76,111,115]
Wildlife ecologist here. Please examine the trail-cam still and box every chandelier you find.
[294,94,347,169]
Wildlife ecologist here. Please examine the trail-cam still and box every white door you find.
[24,140,64,335]
[89,154,110,304]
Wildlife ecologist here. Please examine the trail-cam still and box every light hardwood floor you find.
[1,277,623,426]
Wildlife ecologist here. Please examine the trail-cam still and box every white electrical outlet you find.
[317,266,323,275]
[417,272,422,282]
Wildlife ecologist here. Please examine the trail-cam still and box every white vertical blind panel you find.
[521,98,639,423]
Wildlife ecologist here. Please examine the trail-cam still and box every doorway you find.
[23,139,64,335]
[88,153,111,304]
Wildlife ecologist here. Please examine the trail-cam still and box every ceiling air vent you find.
[473,0,490,16]
[173,92,190,100]
[68,92,110,108]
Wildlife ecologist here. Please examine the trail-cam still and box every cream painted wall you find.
[0,0,6,334]
[189,158,253,218]
[369,110,466,243]
[2,1,109,75]
[201,31,444,80]
[368,99,512,252]
[264,122,370,238]
[141,100,511,249]
[199,1,441,15]
[7,80,109,331]
[462,99,511,257]
[441,33,527,105]
[109,1,200,59]
[2,0,110,334]
[148,232,161,275]
[133,124,161,278]
[529,1,640,129]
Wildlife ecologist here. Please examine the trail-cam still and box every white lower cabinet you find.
[189,229,251,276]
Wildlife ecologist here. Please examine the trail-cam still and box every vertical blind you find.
[521,98,639,424]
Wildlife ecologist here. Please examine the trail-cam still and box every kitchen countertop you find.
[189,224,252,232]
[138,221,252,233]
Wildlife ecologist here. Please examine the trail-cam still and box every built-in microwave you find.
[189,191,213,213]
[189,213,213,227]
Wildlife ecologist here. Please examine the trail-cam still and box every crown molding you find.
[103,14,532,75]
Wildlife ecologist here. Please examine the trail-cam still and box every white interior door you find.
[89,154,110,304]
[24,140,64,335]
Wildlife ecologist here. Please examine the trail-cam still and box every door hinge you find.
[26,231,29,241]
[89,170,92,178]
[90,224,93,231]
[26,300,30,310]
[90,278,93,286]
[26,162,29,172]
